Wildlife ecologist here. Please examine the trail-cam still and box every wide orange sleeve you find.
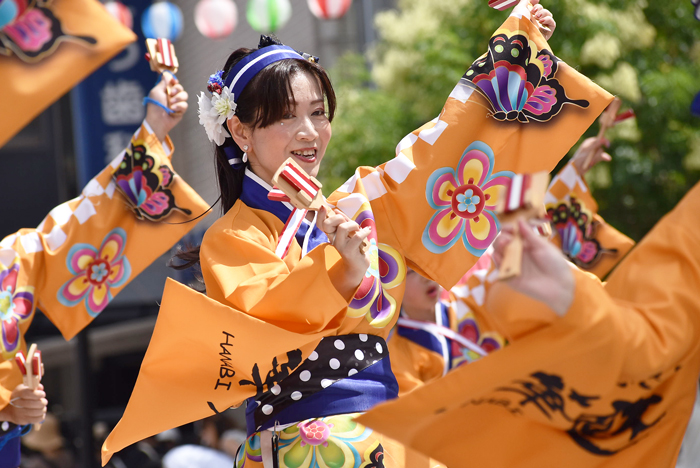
[327,6,613,290]
[0,360,22,412]
[17,124,209,342]
[0,123,209,360]
[200,204,352,335]
[358,182,700,468]
[597,182,700,380]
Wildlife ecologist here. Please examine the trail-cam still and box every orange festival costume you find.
[0,122,209,407]
[388,256,506,396]
[388,159,633,396]
[102,4,613,467]
[358,179,700,466]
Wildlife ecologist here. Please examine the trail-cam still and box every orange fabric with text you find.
[0,0,136,147]
[102,277,327,461]
[358,180,700,467]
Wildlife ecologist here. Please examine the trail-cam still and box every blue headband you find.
[225,45,305,102]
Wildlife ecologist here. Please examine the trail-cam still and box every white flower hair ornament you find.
[198,70,236,146]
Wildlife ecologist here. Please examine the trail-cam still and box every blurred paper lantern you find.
[246,0,291,33]
[0,0,26,30]
[141,1,184,41]
[692,91,700,118]
[104,1,133,30]
[307,0,352,19]
[195,0,238,39]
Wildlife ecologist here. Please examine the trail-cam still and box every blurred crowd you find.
[19,412,247,468]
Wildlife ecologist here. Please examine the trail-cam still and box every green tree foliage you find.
[321,0,700,240]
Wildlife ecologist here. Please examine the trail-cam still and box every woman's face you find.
[245,71,332,185]
[402,269,441,322]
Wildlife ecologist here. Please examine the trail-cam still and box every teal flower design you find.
[90,263,109,283]
[456,189,481,214]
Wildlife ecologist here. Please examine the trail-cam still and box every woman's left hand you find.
[529,0,556,40]
[317,206,371,299]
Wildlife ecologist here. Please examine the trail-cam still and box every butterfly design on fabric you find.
[547,197,615,268]
[112,141,192,221]
[463,30,589,123]
[0,0,97,63]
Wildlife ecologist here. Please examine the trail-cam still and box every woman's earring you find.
[242,145,248,163]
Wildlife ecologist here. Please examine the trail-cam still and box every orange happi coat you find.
[102,5,613,464]
[388,158,633,396]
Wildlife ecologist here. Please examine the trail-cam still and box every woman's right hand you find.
[0,383,48,425]
[145,72,188,143]
[318,206,371,296]
[492,219,575,316]
[571,136,612,175]
[528,0,556,40]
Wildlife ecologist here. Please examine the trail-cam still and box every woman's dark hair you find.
[171,45,336,271]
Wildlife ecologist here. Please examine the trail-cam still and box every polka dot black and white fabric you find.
[249,333,388,431]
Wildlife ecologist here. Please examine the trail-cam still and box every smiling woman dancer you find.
[101,1,616,466]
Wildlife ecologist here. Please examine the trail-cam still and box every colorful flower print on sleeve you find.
[451,314,505,368]
[57,228,131,316]
[112,140,192,222]
[422,141,513,256]
[0,251,35,360]
[463,28,589,123]
[0,1,97,63]
[347,210,406,329]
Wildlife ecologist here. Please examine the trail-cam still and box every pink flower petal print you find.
[69,247,97,275]
[482,175,512,211]
[457,149,490,187]
[98,232,126,265]
[428,172,459,207]
[464,210,500,251]
[12,292,33,320]
[60,273,92,304]
[427,208,465,250]
[2,319,19,352]
[1,265,18,294]
[87,284,110,314]
[107,258,127,285]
